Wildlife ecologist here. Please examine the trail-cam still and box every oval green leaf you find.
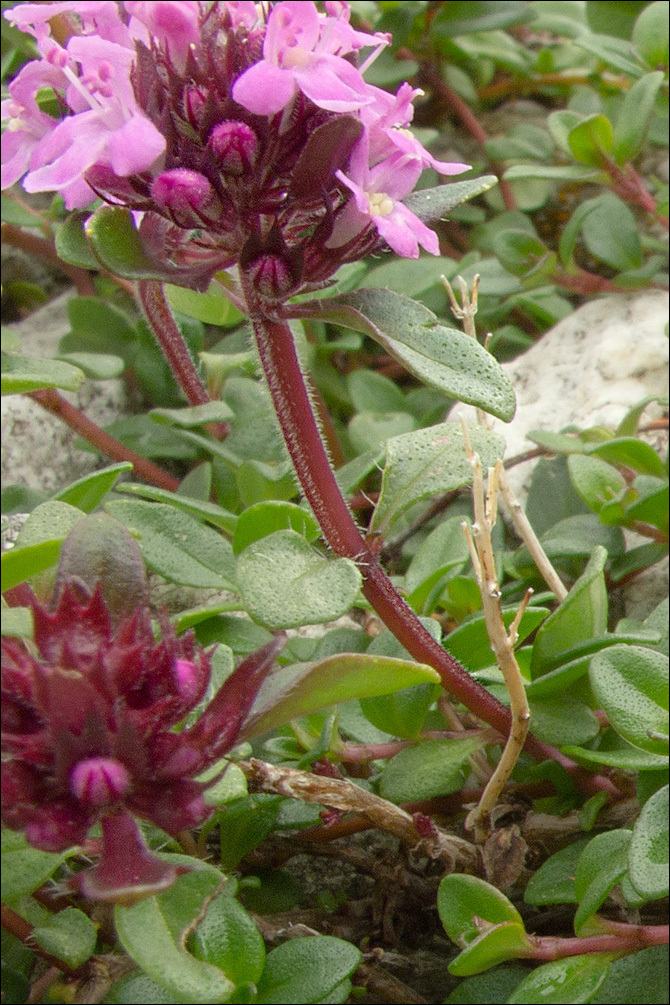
[371,422,506,534]
[254,935,361,1004]
[242,653,440,740]
[628,784,669,899]
[235,529,361,629]
[380,736,486,803]
[438,874,524,946]
[589,645,669,754]
[574,830,632,934]
[507,954,614,1004]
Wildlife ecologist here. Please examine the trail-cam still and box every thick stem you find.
[245,299,620,798]
[137,280,211,406]
[28,388,180,491]
[526,924,669,960]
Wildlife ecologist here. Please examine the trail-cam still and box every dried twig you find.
[460,427,531,843]
[240,759,479,871]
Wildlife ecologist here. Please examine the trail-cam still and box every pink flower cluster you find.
[2,1,469,284]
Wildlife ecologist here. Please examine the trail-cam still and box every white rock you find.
[2,291,131,496]
[454,289,669,495]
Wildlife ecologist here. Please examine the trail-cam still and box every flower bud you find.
[209,121,259,174]
[150,168,214,214]
[173,658,202,705]
[247,253,296,300]
[70,758,131,807]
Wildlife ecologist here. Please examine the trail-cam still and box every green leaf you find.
[439,875,523,948]
[235,530,361,629]
[0,606,33,639]
[584,438,664,477]
[150,402,234,427]
[379,736,486,803]
[402,177,499,225]
[347,369,407,413]
[105,499,236,589]
[431,1,535,36]
[371,422,506,534]
[1,352,85,395]
[113,482,237,535]
[54,212,101,269]
[218,795,282,870]
[591,945,669,1004]
[252,936,360,1004]
[580,193,643,271]
[589,645,669,754]
[1,831,74,903]
[616,396,667,437]
[507,954,614,1004]
[104,972,184,1003]
[233,501,320,554]
[573,33,643,75]
[574,830,632,934]
[84,207,198,284]
[612,71,665,164]
[363,255,459,298]
[299,289,516,421]
[445,607,549,672]
[57,352,125,379]
[515,515,624,568]
[568,114,614,166]
[531,547,608,676]
[236,460,298,507]
[503,164,601,182]
[567,454,627,512]
[165,283,243,328]
[62,297,138,365]
[628,784,669,898]
[443,965,529,1003]
[1,501,86,590]
[625,475,669,531]
[528,698,600,747]
[242,653,440,740]
[448,924,531,978]
[405,516,471,614]
[562,738,668,771]
[32,908,97,969]
[189,895,265,986]
[348,410,417,453]
[558,200,602,267]
[1,539,65,592]
[51,463,133,512]
[492,230,555,279]
[115,867,234,1004]
[525,839,590,905]
[632,2,669,69]
[359,682,438,739]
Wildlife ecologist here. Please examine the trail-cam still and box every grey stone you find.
[2,291,131,496]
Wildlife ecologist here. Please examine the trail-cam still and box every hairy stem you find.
[243,293,620,798]
[137,280,211,406]
[28,388,180,491]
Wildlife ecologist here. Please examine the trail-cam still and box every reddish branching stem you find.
[137,280,211,407]
[242,290,621,800]
[28,387,180,491]
[417,65,517,211]
[2,222,95,296]
[526,923,669,960]
[1,903,85,979]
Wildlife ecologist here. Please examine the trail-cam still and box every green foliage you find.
[2,2,668,1002]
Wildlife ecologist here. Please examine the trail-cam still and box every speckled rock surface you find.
[453,289,669,492]
[2,291,131,496]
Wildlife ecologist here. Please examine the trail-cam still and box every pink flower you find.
[330,135,442,258]
[125,1,200,70]
[1,59,64,190]
[5,2,133,49]
[232,1,378,116]
[22,36,165,208]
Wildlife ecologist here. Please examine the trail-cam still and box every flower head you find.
[1,580,283,902]
[3,1,469,293]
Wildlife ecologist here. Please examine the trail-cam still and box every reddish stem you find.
[137,280,211,406]
[28,388,180,491]
[418,67,517,211]
[1,903,84,979]
[242,290,621,800]
[2,223,96,296]
[527,923,669,960]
